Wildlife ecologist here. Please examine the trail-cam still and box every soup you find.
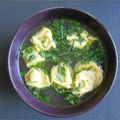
[19,19,107,106]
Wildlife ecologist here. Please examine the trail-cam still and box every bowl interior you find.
[8,8,117,117]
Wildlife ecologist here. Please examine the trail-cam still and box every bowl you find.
[8,7,118,117]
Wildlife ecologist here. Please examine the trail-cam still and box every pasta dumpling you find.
[25,68,50,88]
[30,27,56,51]
[72,61,103,96]
[23,47,45,68]
[51,63,73,89]
[67,30,97,49]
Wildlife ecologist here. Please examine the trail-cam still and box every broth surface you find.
[19,18,107,107]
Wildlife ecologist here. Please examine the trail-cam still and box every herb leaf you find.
[20,71,26,78]
[28,87,50,103]
[65,93,80,105]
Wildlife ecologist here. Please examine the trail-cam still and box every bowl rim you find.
[8,7,118,117]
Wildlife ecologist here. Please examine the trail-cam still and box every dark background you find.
[0,0,120,120]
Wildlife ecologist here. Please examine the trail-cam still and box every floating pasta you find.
[25,68,50,88]
[20,19,107,105]
[23,46,45,68]
[72,61,103,96]
[51,63,73,89]
[30,27,56,51]
[67,30,97,49]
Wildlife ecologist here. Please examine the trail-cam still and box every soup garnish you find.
[19,19,107,105]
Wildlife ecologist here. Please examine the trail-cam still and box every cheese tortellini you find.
[67,30,97,49]
[23,47,45,68]
[51,63,73,89]
[72,61,103,96]
[21,19,106,105]
[30,27,56,51]
[25,68,50,88]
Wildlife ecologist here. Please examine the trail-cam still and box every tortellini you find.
[51,63,73,89]
[23,47,45,68]
[67,30,97,49]
[25,68,50,88]
[22,24,104,101]
[72,61,103,96]
[30,27,56,51]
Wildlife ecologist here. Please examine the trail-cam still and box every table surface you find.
[0,0,120,120]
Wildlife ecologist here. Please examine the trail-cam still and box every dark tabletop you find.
[0,0,120,120]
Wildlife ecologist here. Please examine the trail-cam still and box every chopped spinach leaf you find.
[58,64,65,75]
[20,71,26,78]
[55,88,70,94]
[19,43,27,59]
[28,87,50,103]
[20,18,107,105]
[27,54,36,62]
[65,93,80,105]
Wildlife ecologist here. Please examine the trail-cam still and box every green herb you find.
[33,62,45,68]
[25,47,34,54]
[28,87,50,103]
[61,20,64,39]
[67,20,85,35]
[32,62,49,75]
[55,88,70,94]
[20,71,26,78]
[45,52,53,58]
[22,43,27,50]
[58,51,79,57]
[51,55,60,63]
[19,43,27,59]
[78,35,84,42]
[65,93,80,105]
[40,51,46,58]
[64,59,72,65]
[76,84,81,91]
[20,19,107,105]
[19,49,23,59]
[55,87,80,105]
[57,64,65,81]
[27,54,36,62]
[47,19,106,66]
[58,64,65,76]
[40,50,60,63]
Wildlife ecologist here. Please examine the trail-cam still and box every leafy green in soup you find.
[19,18,107,105]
